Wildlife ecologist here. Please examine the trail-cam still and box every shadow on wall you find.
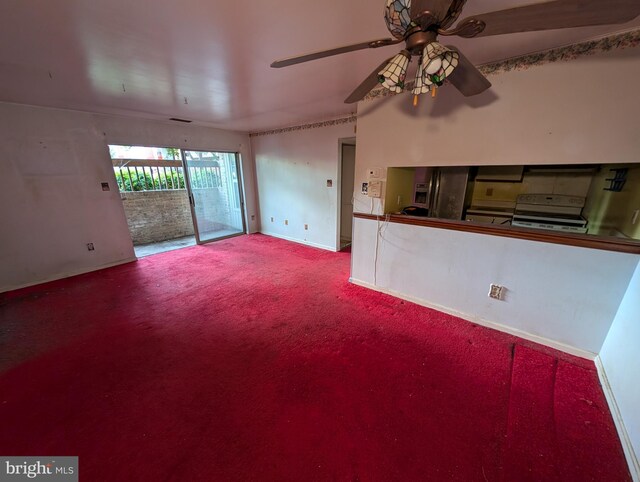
[358,87,499,120]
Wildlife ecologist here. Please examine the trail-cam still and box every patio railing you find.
[113,159,222,192]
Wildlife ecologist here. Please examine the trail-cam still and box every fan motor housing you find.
[405,30,438,55]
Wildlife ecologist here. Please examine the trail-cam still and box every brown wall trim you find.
[353,213,640,255]
[249,114,357,138]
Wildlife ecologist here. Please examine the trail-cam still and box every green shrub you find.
[114,168,185,191]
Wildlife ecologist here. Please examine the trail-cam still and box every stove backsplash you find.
[471,169,594,208]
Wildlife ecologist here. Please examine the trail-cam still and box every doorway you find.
[110,144,246,256]
[339,139,356,250]
[183,150,245,244]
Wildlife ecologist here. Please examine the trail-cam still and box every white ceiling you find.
[1,0,638,132]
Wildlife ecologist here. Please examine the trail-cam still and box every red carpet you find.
[0,234,630,481]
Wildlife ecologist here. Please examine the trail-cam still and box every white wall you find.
[601,260,640,478]
[352,217,638,355]
[0,102,257,292]
[94,112,258,236]
[252,122,355,251]
[350,46,640,355]
[355,46,640,215]
[350,45,640,470]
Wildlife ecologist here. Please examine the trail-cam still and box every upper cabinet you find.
[475,166,524,182]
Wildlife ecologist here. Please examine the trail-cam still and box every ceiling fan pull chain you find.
[431,86,437,98]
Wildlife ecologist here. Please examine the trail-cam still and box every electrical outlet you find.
[87,243,95,251]
[326,179,333,188]
[101,182,110,191]
[304,224,308,230]
[284,220,288,226]
[489,284,504,300]
[270,217,274,222]
[251,214,255,221]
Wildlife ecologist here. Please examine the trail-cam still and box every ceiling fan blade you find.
[455,0,640,38]
[344,57,395,104]
[439,0,469,29]
[445,46,491,96]
[271,38,401,68]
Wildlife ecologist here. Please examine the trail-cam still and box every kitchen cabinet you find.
[475,165,523,182]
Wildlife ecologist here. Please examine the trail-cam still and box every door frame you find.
[336,137,356,251]
[181,148,247,245]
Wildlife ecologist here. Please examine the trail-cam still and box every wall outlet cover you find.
[489,284,505,300]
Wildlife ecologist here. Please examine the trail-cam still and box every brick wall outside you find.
[192,187,232,234]
[120,190,194,245]
[121,187,242,245]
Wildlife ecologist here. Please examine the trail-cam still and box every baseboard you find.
[1,257,138,294]
[595,356,640,482]
[349,277,596,361]
[260,231,336,252]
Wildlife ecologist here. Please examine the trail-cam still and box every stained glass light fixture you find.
[384,0,413,40]
[412,60,430,96]
[413,42,459,94]
[378,50,411,93]
[382,1,457,100]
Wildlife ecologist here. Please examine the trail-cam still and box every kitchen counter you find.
[353,212,640,255]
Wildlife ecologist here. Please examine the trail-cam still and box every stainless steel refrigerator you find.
[414,166,470,220]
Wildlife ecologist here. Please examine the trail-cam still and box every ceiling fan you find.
[271,0,640,104]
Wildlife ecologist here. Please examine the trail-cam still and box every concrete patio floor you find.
[134,235,196,258]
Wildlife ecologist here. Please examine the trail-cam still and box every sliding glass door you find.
[182,150,245,244]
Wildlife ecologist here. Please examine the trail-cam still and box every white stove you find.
[512,194,588,233]
[465,200,515,226]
